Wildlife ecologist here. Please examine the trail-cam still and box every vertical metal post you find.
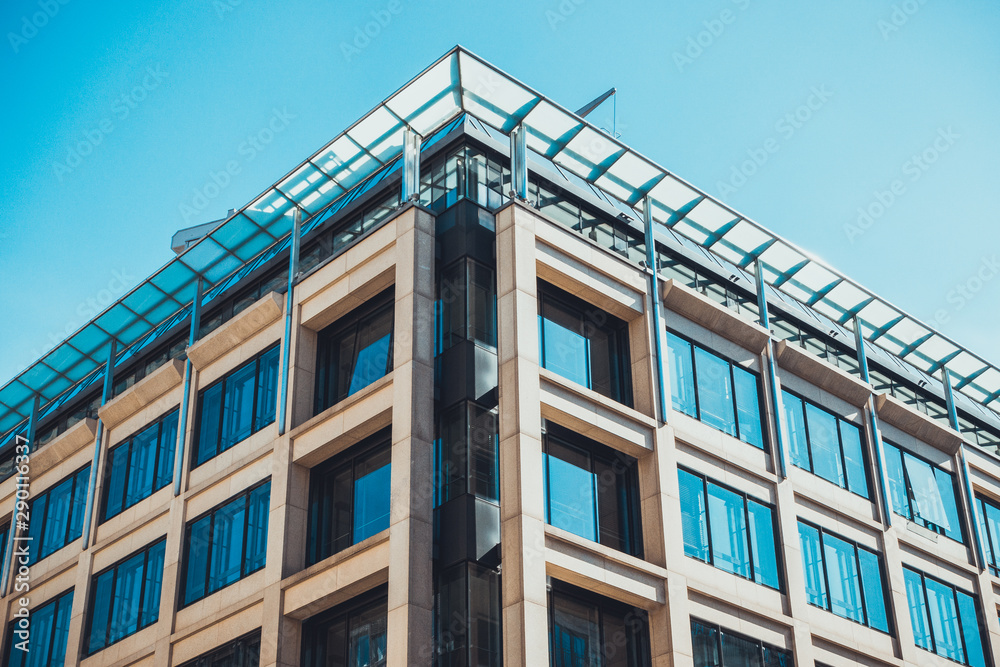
[755,262,787,478]
[643,196,668,424]
[943,367,987,570]
[402,128,422,202]
[174,278,203,496]
[854,319,893,528]
[0,396,39,597]
[510,125,527,201]
[278,209,302,436]
[82,339,117,549]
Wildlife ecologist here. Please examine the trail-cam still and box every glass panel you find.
[838,421,868,498]
[353,457,391,543]
[126,424,158,507]
[799,523,827,608]
[925,577,963,662]
[142,541,166,630]
[782,392,810,471]
[956,591,987,667]
[667,333,697,417]
[721,631,763,667]
[805,404,844,488]
[185,516,211,605]
[594,456,625,552]
[254,346,279,431]
[747,501,779,589]
[469,405,499,502]
[41,477,73,559]
[210,499,246,594]
[349,307,393,396]
[51,593,73,667]
[551,594,601,667]
[89,571,115,652]
[857,549,889,632]
[823,533,863,624]
[904,568,933,652]
[220,361,257,452]
[691,621,720,667]
[933,467,963,543]
[980,498,1000,572]
[540,310,590,388]
[197,383,223,465]
[706,483,749,578]
[469,262,497,347]
[245,483,270,573]
[883,443,910,520]
[695,348,736,437]
[545,442,597,543]
[109,552,145,643]
[105,443,129,519]
[155,411,178,490]
[733,366,763,449]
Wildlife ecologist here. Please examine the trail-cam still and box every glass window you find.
[301,589,387,667]
[315,290,395,413]
[102,408,179,521]
[666,332,765,449]
[194,345,280,466]
[538,283,632,406]
[903,567,987,667]
[976,494,1000,577]
[543,424,642,556]
[435,402,499,506]
[182,480,270,606]
[435,563,501,667]
[883,441,964,542]
[678,469,782,590]
[438,259,497,353]
[177,630,261,667]
[26,464,90,563]
[781,390,869,498]
[549,584,650,667]
[796,521,890,632]
[308,430,391,564]
[691,619,793,667]
[4,590,74,667]
[86,538,166,654]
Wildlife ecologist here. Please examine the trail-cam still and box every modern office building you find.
[2,46,1000,666]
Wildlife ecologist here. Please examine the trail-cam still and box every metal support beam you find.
[0,396,38,597]
[82,339,117,549]
[278,209,302,436]
[755,262,787,479]
[174,278,204,496]
[643,196,669,425]
[510,125,528,201]
[854,319,893,528]
[943,367,988,570]
[402,128,422,202]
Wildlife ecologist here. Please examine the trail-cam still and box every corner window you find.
[86,538,166,654]
[26,464,90,563]
[542,423,642,557]
[883,441,964,543]
[549,583,650,667]
[691,619,793,667]
[438,258,497,352]
[798,521,890,632]
[315,289,394,413]
[667,332,765,449]
[4,590,73,667]
[301,589,387,667]
[782,391,868,498]
[538,282,632,406]
[182,480,270,606]
[102,408,179,521]
[194,344,279,467]
[308,430,391,564]
[435,402,498,506]
[975,494,1000,577]
[178,631,261,667]
[903,567,987,667]
[678,468,782,590]
[435,563,501,667]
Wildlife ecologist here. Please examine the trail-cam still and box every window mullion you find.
[703,477,714,566]
[817,530,834,614]
[742,492,756,584]
[240,490,252,578]
[853,543,869,628]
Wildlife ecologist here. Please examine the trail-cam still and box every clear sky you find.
[1,0,999,387]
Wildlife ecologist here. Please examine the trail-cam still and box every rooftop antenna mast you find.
[575,87,618,138]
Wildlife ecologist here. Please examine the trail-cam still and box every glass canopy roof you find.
[3,45,998,442]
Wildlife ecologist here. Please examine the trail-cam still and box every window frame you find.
[797,519,892,634]
[690,618,793,667]
[180,478,271,607]
[976,493,1000,577]
[883,440,965,543]
[548,581,651,667]
[678,466,783,591]
[307,429,392,565]
[100,407,179,522]
[903,566,989,667]
[537,281,633,407]
[300,585,388,667]
[666,330,767,450]
[84,537,167,655]
[781,388,870,499]
[193,343,280,468]
[3,589,74,667]
[27,463,90,564]
[177,630,262,667]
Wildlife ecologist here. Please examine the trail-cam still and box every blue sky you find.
[1,0,999,387]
